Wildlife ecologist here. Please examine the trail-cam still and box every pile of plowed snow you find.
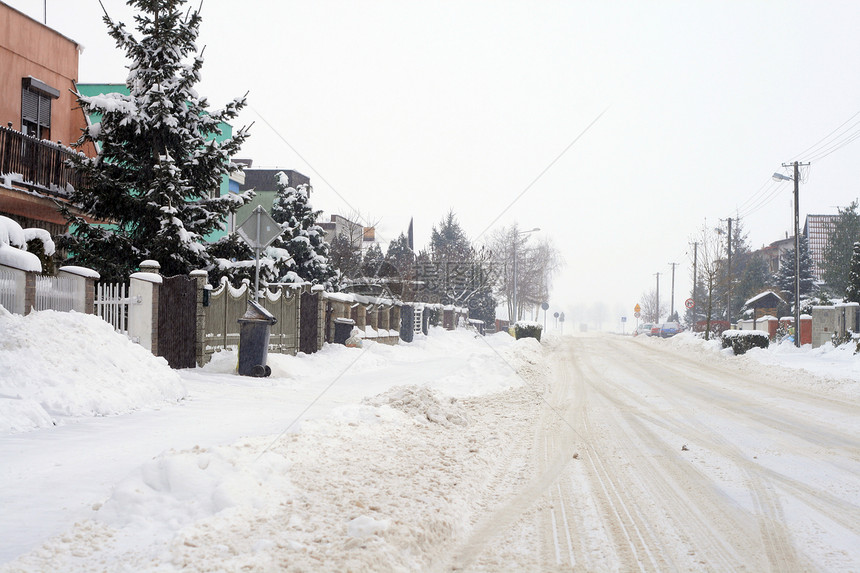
[0,306,186,434]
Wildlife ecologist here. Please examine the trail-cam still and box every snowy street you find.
[1,314,859,571]
[495,336,860,571]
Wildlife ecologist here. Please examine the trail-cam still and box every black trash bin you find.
[333,317,356,345]
[237,300,277,377]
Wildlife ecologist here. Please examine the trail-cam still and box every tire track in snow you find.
[591,336,827,571]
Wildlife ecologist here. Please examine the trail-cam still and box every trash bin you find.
[399,305,414,343]
[333,317,355,345]
[237,300,277,377]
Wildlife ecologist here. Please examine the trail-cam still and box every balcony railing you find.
[0,122,83,197]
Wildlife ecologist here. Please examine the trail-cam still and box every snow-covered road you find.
[457,335,860,571]
[2,326,859,571]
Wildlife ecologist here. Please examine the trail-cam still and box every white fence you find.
[0,266,23,313]
[34,274,84,312]
[95,282,133,335]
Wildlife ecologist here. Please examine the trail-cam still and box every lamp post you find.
[773,162,806,347]
[512,227,540,323]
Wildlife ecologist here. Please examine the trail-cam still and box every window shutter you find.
[22,89,39,123]
[41,96,51,128]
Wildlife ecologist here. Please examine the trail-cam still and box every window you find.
[21,77,60,140]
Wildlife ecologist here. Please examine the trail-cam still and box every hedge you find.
[721,330,769,355]
[514,322,542,342]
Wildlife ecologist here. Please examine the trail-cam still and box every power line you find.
[792,112,860,162]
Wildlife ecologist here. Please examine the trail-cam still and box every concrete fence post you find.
[128,262,162,353]
[57,266,100,314]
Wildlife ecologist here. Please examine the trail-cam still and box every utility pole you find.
[655,272,661,323]
[668,262,678,320]
[691,242,699,325]
[727,217,732,327]
[782,160,808,347]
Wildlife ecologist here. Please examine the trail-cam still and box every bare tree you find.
[639,289,664,323]
[697,222,725,340]
[485,224,564,321]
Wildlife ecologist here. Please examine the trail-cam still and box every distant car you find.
[658,322,682,337]
[634,323,654,336]
[650,324,661,336]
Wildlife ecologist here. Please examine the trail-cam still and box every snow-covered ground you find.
[0,307,542,570]
[1,309,858,571]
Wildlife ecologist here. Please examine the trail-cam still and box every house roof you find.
[744,290,785,308]
[239,169,310,192]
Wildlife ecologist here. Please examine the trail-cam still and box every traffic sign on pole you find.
[685,298,695,309]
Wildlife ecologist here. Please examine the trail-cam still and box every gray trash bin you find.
[237,300,277,377]
[333,317,355,345]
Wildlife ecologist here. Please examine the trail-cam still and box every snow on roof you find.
[745,290,785,307]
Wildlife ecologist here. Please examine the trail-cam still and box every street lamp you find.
[513,227,540,323]
[772,163,805,347]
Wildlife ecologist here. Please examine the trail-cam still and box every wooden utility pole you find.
[727,217,732,327]
[692,242,699,324]
[669,262,678,320]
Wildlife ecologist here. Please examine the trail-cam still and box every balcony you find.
[1,122,83,196]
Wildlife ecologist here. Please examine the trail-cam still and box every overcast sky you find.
[8,0,860,328]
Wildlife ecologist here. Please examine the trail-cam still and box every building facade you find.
[0,1,93,235]
[803,214,839,283]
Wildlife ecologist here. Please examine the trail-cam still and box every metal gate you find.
[300,290,319,354]
[158,275,197,368]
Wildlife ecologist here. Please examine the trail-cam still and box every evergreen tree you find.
[270,172,335,289]
[773,235,815,305]
[734,254,771,312]
[360,243,385,278]
[384,232,414,278]
[59,0,251,282]
[430,209,472,263]
[329,233,362,281]
[822,200,860,296]
[844,242,860,303]
[207,233,273,288]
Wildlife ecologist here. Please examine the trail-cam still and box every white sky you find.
[7,0,860,327]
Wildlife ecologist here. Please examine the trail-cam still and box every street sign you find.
[685,298,695,309]
[621,316,627,322]
[634,311,641,318]
[634,303,641,313]
[541,302,549,311]
[236,206,284,301]
[237,206,282,250]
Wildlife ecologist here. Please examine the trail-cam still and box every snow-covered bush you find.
[721,329,769,354]
[514,321,542,342]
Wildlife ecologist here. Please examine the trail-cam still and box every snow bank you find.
[0,307,187,434]
[659,332,860,399]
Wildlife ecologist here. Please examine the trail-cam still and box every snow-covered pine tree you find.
[59,0,252,282]
[844,242,860,303]
[361,243,385,278]
[773,234,815,304]
[270,172,336,289]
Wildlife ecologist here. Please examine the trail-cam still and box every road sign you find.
[685,298,695,309]
[621,316,627,322]
[237,206,282,250]
[236,206,284,301]
[634,311,641,318]
[634,303,641,313]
